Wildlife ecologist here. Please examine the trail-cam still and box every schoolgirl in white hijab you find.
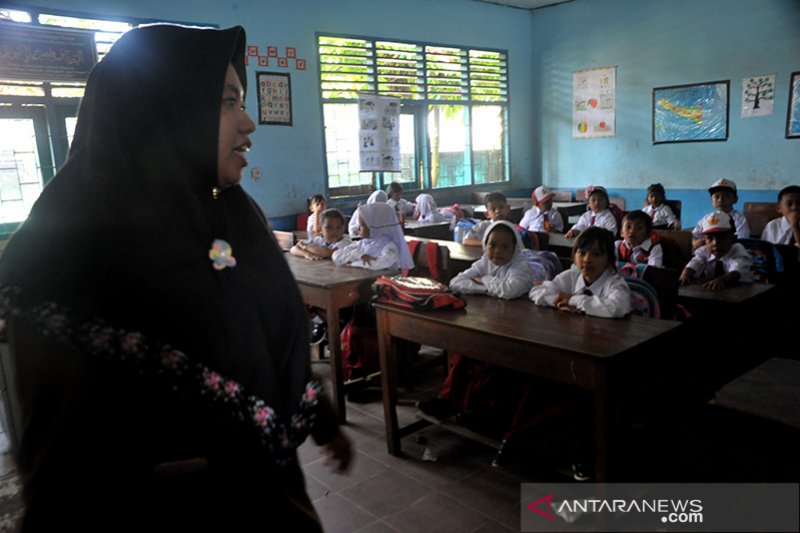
[334,202,413,270]
[348,189,387,237]
[449,221,534,299]
[414,193,448,224]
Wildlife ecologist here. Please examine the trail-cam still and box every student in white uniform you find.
[691,179,750,249]
[530,226,631,318]
[463,192,512,246]
[450,221,535,299]
[386,181,416,216]
[614,210,664,267]
[306,194,327,237]
[519,185,564,233]
[333,202,413,271]
[291,208,351,260]
[565,186,618,238]
[681,211,753,290]
[348,189,387,237]
[414,193,448,224]
[761,185,800,246]
[642,183,676,229]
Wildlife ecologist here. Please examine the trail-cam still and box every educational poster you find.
[787,72,800,139]
[256,71,292,125]
[741,75,775,117]
[572,66,616,139]
[653,81,729,144]
[358,94,401,171]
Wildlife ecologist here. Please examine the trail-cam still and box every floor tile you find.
[340,468,432,518]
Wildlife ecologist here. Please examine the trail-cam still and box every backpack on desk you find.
[372,275,466,311]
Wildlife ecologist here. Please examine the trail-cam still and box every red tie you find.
[543,213,552,232]
[650,209,656,220]
[590,215,596,226]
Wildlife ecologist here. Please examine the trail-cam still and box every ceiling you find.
[471,0,574,9]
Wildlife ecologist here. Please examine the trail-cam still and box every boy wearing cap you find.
[761,185,800,246]
[520,185,565,233]
[463,191,512,246]
[691,179,750,249]
[680,211,753,290]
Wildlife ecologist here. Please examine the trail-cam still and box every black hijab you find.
[0,25,316,444]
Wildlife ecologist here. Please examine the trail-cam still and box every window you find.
[318,34,508,198]
[0,6,206,235]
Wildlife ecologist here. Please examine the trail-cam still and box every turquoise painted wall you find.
[9,0,535,221]
[531,0,800,228]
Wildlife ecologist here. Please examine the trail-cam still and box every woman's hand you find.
[321,430,353,474]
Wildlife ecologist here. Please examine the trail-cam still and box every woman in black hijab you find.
[0,24,349,531]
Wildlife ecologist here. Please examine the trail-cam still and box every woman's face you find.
[217,64,256,188]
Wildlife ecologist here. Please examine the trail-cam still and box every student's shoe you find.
[415,397,455,419]
[491,439,519,468]
[571,462,591,482]
[310,322,327,345]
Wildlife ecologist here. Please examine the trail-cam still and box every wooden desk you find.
[404,235,483,274]
[403,220,452,240]
[468,204,524,224]
[547,232,577,257]
[376,296,681,481]
[678,282,774,315]
[286,254,398,422]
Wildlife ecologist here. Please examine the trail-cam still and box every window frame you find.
[317,32,510,199]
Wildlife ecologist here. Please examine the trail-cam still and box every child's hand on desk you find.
[703,277,726,291]
[471,276,483,285]
[553,292,573,308]
[564,229,579,239]
[679,268,694,286]
[555,300,582,314]
[360,254,376,266]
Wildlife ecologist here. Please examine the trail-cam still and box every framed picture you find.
[256,71,292,126]
[653,80,729,144]
[786,71,800,139]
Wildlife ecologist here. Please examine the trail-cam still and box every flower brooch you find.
[209,239,237,270]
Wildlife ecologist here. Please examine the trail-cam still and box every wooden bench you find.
[743,201,780,238]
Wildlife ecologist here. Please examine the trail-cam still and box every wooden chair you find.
[407,239,451,283]
[653,229,693,270]
[273,230,295,251]
[664,199,682,229]
[641,266,679,320]
[743,201,780,238]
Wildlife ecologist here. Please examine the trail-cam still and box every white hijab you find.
[355,203,414,269]
[482,220,529,276]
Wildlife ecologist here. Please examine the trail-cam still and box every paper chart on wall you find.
[741,75,775,117]
[358,94,401,172]
[573,66,616,138]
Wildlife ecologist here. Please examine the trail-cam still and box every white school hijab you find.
[354,203,414,269]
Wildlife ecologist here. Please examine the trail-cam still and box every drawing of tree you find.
[744,77,774,109]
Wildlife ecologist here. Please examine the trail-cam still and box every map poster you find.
[358,94,401,172]
[741,75,775,118]
[653,80,729,144]
[572,66,616,139]
[787,72,800,139]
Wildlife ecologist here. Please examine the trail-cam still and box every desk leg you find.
[377,309,401,455]
[326,301,346,424]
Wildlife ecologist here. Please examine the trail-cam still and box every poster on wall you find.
[741,75,775,117]
[256,71,292,125]
[572,66,616,139]
[653,80,729,144]
[786,72,800,139]
[358,94,401,172]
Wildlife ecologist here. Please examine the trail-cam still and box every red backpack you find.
[372,276,466,311]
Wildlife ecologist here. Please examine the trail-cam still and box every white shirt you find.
[642,204,676,227]
[303,234,351,250]
[449,255,534,300]
[464,219,493,242]
[685,243,753,282]
[529,268,631,318]
[332,241,399,270]
[387,198,416,216]
[761,216,798,246]
[519,206,565,233]
[306,213,318,235]
[572,209,618,235]
[614,238,664,267]
[692,209,750,240]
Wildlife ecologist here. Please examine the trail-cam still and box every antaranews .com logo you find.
[520,483,798,532]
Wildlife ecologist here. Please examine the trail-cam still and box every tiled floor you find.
[1,350,798,532]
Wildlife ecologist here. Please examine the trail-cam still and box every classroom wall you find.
[11,0,536,224]
[531,0,800,227]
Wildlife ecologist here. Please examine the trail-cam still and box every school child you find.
[333,202,414,271]
[680,211,753,290]
[348,189,387,237]
[642,183,676,229]
[386,181,416,216]
[413,193,449,225]
[462,192,511,246]
[450,221,535,298]
[691,179,750,248]
[761,185,800,246]
[306,193,327,236]
[531,226,631,318]
[615,210,664,267]
[565,186,618,238]
[291,208,351,261]
[519,185,565,233]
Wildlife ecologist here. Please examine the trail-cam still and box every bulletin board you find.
[256,71,292,126]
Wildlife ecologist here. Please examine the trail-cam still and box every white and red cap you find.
[700,211,733,234]
[532,185,555,204]
[708,178,737,194]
